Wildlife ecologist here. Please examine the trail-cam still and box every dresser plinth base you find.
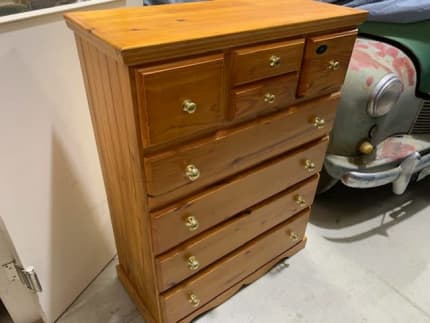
[117,265,157,323]
[179,237,306,323]
[118,238,306,323]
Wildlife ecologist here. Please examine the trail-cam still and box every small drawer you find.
[297,30,357,98]
[160,210,310,322]
[232,38,304,86]
[151,140,325,255]
[230,73,298,120]
[155,176,318,292]
[136,54,225,146]
[145,93,339,205]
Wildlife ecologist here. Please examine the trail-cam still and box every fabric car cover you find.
[321,0,430,23]
[144,0,430,23]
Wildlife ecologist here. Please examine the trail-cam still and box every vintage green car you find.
[319,20,430,194]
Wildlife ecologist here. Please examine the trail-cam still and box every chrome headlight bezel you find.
[368,73,403,118]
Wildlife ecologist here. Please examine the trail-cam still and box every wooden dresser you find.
[65,2,366,322]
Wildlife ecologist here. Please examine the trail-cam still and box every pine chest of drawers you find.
[65,2,366,322]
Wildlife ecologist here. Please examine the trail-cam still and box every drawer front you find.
[297,30,357,98]
[230,73,298,120]
[151,139,327,255]
[145,94,338,202]
[232,39,304,85]
[136,54,225,146]
[156,176,318,291]
[161,210,310,322]
[178,239,307,323]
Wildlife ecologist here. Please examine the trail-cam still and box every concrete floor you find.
[58,178,430,323]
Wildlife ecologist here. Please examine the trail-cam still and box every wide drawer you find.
[156,176,318,292]
[145,93,339,206]
[232,38,304,85]
[230,73,298,120]
[135,54,225,146]
[178,238,307,323]
[297,30,357,98]
[151,139,326,255]
[160,210,310,322]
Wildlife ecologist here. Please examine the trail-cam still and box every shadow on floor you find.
[0,300,12,323]
[310,177,430,235]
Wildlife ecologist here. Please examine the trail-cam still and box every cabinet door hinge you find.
[2,260,42,293]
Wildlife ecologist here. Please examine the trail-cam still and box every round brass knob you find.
[185,164,200,181]
[294,195,307,207]
[289,231,299,242]
[304,159,316,172]
[359,141,374,155]
[188,293,200,307]
[269,55,281,67]
[264,93,276,104]
[187,256,200,271]
[185,216,199,231]
[312,116,326,129]
[183,99,197,114]
[328,60,340,71]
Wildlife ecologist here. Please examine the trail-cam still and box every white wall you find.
[0,0,140,321]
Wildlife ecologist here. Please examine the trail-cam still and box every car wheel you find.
[317,167,339,194]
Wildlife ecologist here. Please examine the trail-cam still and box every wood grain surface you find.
[75,36,162,320]
[231,38,304,85]
[64,0,366,65]
[117,265,157,323]
[178,237,307,323]
[156,177,318,292]
[136,54,226,146]
[231,73,298,120]
[161,210,310,322]
[144,93,339,202]
[298,30,358,97]
[150,139,327,255]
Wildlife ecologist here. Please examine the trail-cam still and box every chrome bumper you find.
[341,152,430,194]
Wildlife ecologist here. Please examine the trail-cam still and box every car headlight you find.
[367,73,403,117]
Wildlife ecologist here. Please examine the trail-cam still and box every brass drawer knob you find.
[264,93,276,104]
[304,159,316,172]
[183,99,197,114]
[313,116,326,129]
[187,256,200,271]
[328,60,340,71]
[185,216,199,231]
[188,293,200,307]
[269,55,281,67]
[185,164,200,181]
[289,231,299,242]
[294,195,307,207]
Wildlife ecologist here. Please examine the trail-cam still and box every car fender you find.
[328,38,420,157]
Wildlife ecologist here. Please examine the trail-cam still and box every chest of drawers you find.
[65,1,366,322]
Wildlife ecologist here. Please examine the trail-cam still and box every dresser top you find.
[65,0,366,65]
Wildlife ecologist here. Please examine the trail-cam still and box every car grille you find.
[412,100,430,134]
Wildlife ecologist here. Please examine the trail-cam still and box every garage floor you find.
[58,178,430,323]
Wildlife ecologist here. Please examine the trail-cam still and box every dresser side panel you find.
[74,35,161,321]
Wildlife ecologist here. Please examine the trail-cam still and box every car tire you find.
[317,167,339,194]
